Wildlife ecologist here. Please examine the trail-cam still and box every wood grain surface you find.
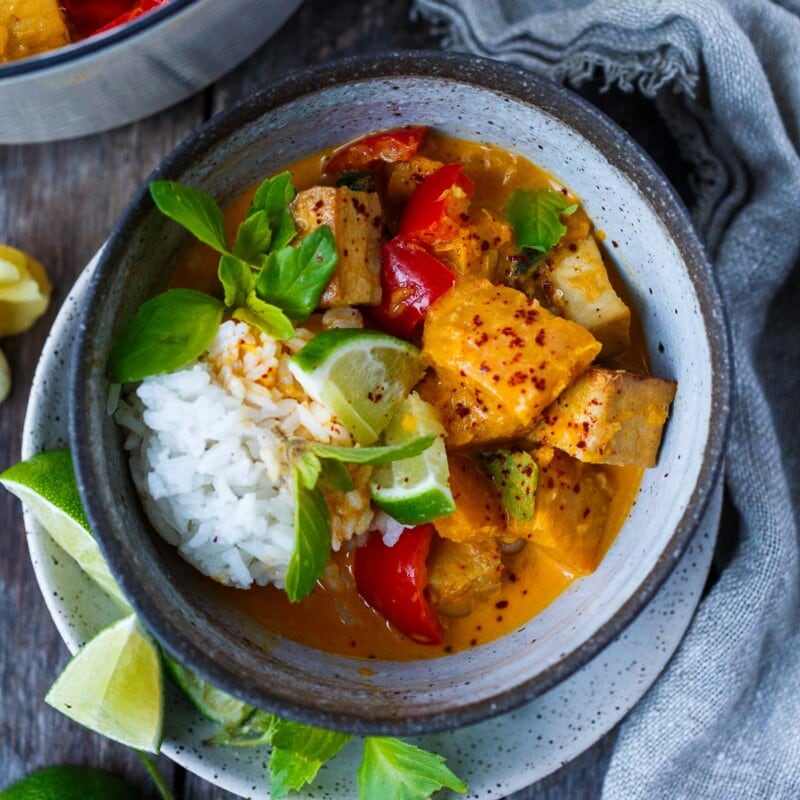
[0,1,680,797]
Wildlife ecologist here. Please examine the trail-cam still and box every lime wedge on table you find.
[370,392,455,525]
[0,765,140,800]
[45,614,163,753]
[289,329,424,445]
[164,655,252,726]
[0,450,130,610]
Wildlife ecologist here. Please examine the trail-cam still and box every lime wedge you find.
[370,393,455,524]
[45,615,163,753]
[163,655,252,726]
[0,450,130,611]
[0,766,140,800]
[289,329,424,445]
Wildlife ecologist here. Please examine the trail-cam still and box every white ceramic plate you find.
[22,253,721,798]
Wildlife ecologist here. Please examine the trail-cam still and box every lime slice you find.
[370,393,455,524]
[289,329,424,445]
[0,450,130,611]
[0,765,140,800]
[163,655,252,726]
[45,614,163,753]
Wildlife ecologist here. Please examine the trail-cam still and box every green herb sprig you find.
[107,173,339,383]
[507,187,578,272]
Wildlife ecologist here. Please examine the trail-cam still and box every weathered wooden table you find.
[0,1,692,796]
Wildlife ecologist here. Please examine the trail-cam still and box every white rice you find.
[116,317,374,589]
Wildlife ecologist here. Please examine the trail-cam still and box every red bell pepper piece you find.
[353,525,443,645]
[325,127,426,175]
[372,237,455,339]
[92,0,168,34]
[63,0,135,35]
[397,163,474,245]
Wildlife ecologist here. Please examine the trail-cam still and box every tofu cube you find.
[291,186,383,307]
[531,367,677,467]
[508,448,614,574]
[433,454,507,544]
[428,537,504,617]
[537,236,631,356]
[421,279,601,447]
[1,0,69,62]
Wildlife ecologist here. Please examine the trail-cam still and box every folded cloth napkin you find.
[412,1,800,798]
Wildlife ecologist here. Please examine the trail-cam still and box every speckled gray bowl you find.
[70,53,730,735]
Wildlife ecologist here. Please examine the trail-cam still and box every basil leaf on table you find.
[357,737,467,800]
[107,289,224,383]
[250,171,298,252]
[256,226,339,322]
[309,435,436,465]
[149,181,229,253]
[285,465,331,602]
[232,291,295,340]
[232,210,273,263]
[218,254,256,307]
[507,187,578,255]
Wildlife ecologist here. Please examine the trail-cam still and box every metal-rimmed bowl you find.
[69,52,731,735]
[0,0,302,143]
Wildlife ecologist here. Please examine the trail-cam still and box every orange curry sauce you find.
[171,132,647,661]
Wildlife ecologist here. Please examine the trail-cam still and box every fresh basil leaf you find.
[319,459,355,492]
[476,449,538,522]
[218,254,256,307]
[107,289,223,383]
[507,188,578,255]
[250,172,297,252]
[233,209,273,262]
[269,721,351,798]
[232,291,295,340]
[206,710,277,748]
[285,465,331,602]
[150,181,228,253]
[309,435,435,466]
[295,450,322,490]
[357,737,467,800]
[256,226,338,322]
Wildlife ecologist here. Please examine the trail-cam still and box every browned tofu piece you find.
[433,454,507,544]
[536,236,631,356]
[0,0,69,63]
[385,155,444,205]
[291,186,383,307]
[508,448,614,574]
[531,367,677,467]
[421,279,601,447]
[428,537,504,617]
[431,210,513,282]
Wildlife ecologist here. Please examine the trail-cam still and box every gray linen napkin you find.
[412,1,800,797]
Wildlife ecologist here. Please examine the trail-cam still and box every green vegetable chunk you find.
[218,254,255,307]
[507,187,578,256]
[107,289,223,383]
[233,209,273,262]
[150,180,228,253]
[249,171,298,252]
[476,449,539,522]
[357,737,467,800]
[232,291,295,340]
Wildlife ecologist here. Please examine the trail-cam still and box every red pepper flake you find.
[509,370,528,387]
[454,403,470,418]
[513,308,539,324]
[582,508,591,519]
[535,328,546,346]
[473,314,484,327]
[533,377,547,391]
[473,332,489,346]
[577,440,587,449]
[495,600,509,609]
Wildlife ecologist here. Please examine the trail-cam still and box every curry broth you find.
[171,131,648,660]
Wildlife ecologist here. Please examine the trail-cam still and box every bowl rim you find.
[70,51,732,734]
[0,0,201,78]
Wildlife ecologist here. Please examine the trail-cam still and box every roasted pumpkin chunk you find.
[0,0,69,63]
[433,453,507,544]
[291,186,383,307]
[531,367,677,467]
[508,448,614,574]
[421,278,601,447]
[532,236,631,356]
[427,537,504,617]
[385,155,444,205]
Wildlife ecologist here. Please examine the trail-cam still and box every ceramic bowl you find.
[69,52,731,735]
[0,0,302,143]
